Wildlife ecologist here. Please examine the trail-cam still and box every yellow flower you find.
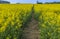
[48,32,51,36]
[0,26,6,32]
[42,24,46,28]
[11,21,15,25]
[0,19,4,24]
[14,37,17,39]
[6,37,10,39]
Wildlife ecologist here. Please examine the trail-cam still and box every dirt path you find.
[21,5,40,39]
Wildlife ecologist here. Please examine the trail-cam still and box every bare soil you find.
[21,5,40,39]
[21,12,40,39]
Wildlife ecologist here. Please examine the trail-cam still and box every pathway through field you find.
[21,5,40,39]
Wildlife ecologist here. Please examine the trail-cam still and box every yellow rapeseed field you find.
[0,4,60,39]
[34,4,60,39]
[0,4,33,39]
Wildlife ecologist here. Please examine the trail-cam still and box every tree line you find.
[37,1,60,4]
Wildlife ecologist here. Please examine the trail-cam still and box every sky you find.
[3,0,60,3]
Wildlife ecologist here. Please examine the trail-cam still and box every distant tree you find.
[36,0,60,4]
[16,3,20,4]
[45,2,60,4]
[0,0,10,4]
[37,0,42,4]
[37,2,42,4]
